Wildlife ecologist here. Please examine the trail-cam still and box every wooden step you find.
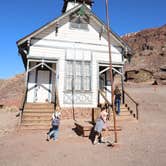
[23,112,53,116]
[22,120,51,125]
[22,118,51,122]
[110,111,131,116]
[24,103,54,109]
[21,102,54,129]
[24,108,53,112]
[22,116,51,121]
[120,105,128,109]
[74,121,122,137]
[21,124,51,130]
[110,115,134,121]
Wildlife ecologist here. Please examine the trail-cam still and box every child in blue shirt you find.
[46,112,61,141]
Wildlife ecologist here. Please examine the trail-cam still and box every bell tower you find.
[62,0,94,13]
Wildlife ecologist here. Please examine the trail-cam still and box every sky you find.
[0,0,165,79]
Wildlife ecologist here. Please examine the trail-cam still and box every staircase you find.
[92,104,136,126]
[20,103,136,131]
[20,103,54,130]
[110,104,135,122]
[73,104,136,137]
[98,89,139,123]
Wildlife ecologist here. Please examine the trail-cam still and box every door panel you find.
[36,70,50,103]
[27,70,36,103]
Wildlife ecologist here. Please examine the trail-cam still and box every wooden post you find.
[25,59,30,87]
[121,67,125,104]
[105,0,118,143]
[136,104,139,120]
[25,59,30,104]
[72,75,76,121]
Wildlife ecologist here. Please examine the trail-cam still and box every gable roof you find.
[17,4,132,53]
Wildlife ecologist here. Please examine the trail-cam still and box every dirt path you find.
[0,85,166,166]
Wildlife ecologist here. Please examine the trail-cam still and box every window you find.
[65,61,91,91]
[65,61,73,91]
[69,13,89,30]
[83,62,91,90]
[70,22,88,30]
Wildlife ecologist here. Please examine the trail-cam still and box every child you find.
[46,111,61,141]
[93,108,108,145]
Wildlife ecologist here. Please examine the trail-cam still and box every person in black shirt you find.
[114,86,121,115]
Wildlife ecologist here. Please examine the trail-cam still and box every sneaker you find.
[93,137,99,145]
[93,140,98,145]
[99,137,106,143]
[46,134,50,141]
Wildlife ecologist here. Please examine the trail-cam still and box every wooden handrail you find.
[98,89,111,106]
[19,88,28,111]
[99,89,139,120]
[123,90,139,120]
[19,88,28,124]
[103,87,111,94]
[98,89,113,120]
[123,90,139,105]
[54,82,61,113]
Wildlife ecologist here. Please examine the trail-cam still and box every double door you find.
[27,70,53,103]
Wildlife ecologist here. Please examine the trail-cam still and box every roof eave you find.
[17,4,133,55]
[16,4,83,46]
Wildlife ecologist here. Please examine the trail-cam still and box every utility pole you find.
[105,0,118,143]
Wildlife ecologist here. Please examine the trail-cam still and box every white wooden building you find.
[17,0,131,111]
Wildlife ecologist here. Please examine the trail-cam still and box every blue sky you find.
[0,0,165,79]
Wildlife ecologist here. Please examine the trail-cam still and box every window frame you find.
[69,22,89,31]
[64,60,91,92]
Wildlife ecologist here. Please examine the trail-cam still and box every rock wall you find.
[0,74,25,108]
[122,24,166,84]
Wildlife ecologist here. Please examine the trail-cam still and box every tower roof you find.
[62,0,94,13]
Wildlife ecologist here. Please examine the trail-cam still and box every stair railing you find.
[98,89,112,118]
[54,82,61,113]
[98,89,111,106]
[103,86,111,94]
[19,88,28,124]
[123,90,139,120]
[98,87,111,106]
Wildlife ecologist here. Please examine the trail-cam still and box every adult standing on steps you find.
[114,85,121,115]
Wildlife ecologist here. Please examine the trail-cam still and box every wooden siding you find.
[29,23,123,62]
[29,46,65,59]
[27,22,124,107]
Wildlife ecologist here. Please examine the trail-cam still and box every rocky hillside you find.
[122,24,166,84]
[0,74,25,108]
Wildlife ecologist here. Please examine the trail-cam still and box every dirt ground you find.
[0,85,166,166]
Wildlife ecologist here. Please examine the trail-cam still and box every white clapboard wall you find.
[27,22,123,107]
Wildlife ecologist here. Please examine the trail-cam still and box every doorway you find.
[99,65,112,105]
[26,61,57,103]
[36,70,51,103]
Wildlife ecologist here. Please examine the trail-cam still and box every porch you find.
[24,58,57,104]
[19,59,139,133]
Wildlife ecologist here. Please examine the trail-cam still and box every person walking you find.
[114,85,121,115]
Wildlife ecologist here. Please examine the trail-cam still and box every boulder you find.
[125,69,153,83]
